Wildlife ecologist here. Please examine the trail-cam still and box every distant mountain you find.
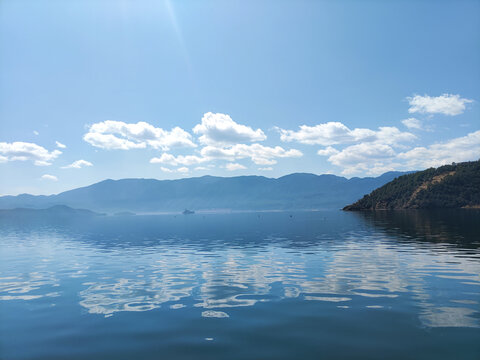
[0,172,409,213]
[344,160,480,210]
[0,205,103,218]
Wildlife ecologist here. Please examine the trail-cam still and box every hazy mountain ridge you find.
[0,205,103,217]
[343,160,480,210]
[0,172,409,213]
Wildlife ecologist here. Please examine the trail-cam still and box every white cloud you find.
[0,142,61,166]
[278,122,415,146]
[328,143,396,167]
[194,166,208,171]
[401,118,423,130]
[320,130,480,176]
[200,143,302,165]
[407,94,473,116]
[151,143,302,168]
[61,160,93,169]
[33,130,39,136]
[281,121,418,176]
[225,163,246,171]
[55,141,67,149]
[158,166,191,173]
[318,142,401,176]
[258,167,273,171]
[84,120,196,150]
[193,112,266,145]
[340,163,400,177]
[84,132,146,150]
[397,130,480,169]
[317,146,339,156]
[150,153,207,166]
[279,122,369,145]
[375,127,417,145]
[41,174,58,181]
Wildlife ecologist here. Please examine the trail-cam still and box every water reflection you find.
[353,209,480,248]
[0,210,479,330]
[0,272,60,301]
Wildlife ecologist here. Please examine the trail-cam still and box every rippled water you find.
[0,210,479,359]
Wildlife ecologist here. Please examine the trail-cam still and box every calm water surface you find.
[0,210,479,359]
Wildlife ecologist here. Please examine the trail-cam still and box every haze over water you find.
[1,210,479,359]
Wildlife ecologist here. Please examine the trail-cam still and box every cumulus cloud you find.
[407,94,473,116]
[150,153,207,166]
[316,140,404,176]
[84,120,196,150]
[194,166,208,171]
[61,160,93,169]
[328,143,396,167]
[397,130,480,169]
[317,146,339,156]
[225,163,246,171]
[200,143,302,165]
[280,120,420,176]
[341,163,400,177]
[0,142,61,166]
[158,166,190,173]
[41,174,58,181]
[319,130,480,176]
[401,118,423,130]
[193,112,266,145]
[55,141,67,149]
[151,143,302,168]
[278,122,415,146]
[177,167,189,173]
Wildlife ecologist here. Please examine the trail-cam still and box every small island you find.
[343,160,480,210]
[182,209,195,215]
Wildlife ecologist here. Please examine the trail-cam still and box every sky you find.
[0,0,479,195]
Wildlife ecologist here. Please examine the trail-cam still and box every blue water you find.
[0,210,479,359]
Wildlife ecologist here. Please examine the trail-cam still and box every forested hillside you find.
[343,160,480,210]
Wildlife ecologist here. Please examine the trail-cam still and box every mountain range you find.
[0,205,103,219]
[0,172,409,213]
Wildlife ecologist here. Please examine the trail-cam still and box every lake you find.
[0,210,479,359]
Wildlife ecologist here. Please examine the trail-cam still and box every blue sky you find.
[1,0,479,195]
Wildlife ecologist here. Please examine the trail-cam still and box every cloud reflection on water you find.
[0,210,479,328]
